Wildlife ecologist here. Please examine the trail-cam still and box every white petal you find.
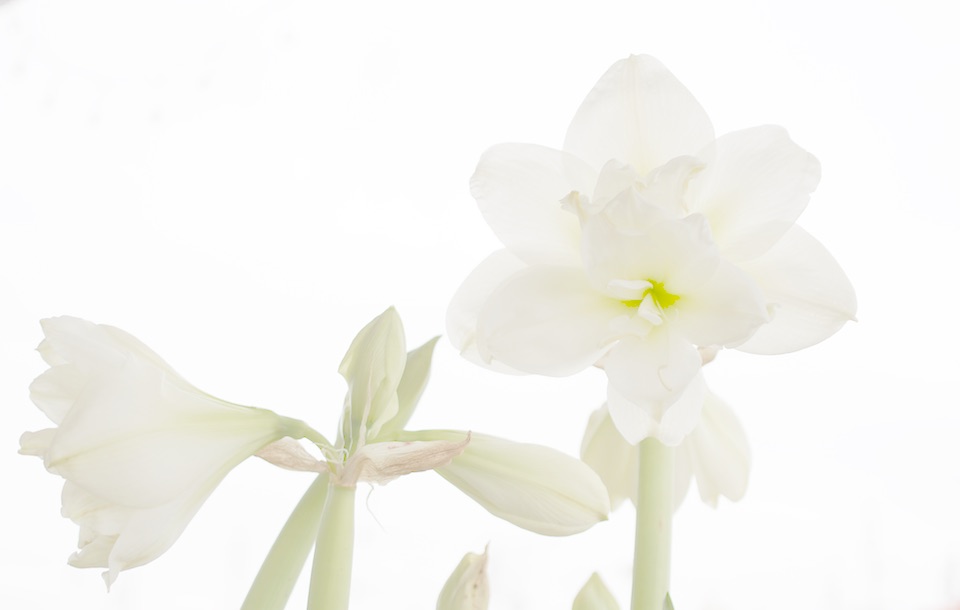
[446,250,528,374]
[686,126,821,262]
[436,549,489,610]
[61,476,220,588]
[673,258,769,348]
[46,364,285,508]
[572,573,620,610]
[101,478,222,587]
[580,213,720,298]
[19,428,56,458]
[564,55,715,176]
[580,404,638,511]
[684,391,750,506]
[736,225,857,354]
[476,265,625,376]
[471,143,596,266]
[29,364,85,424]
[338,307,406,447]
[604,332,704,445]
[607,371,707,447]
[428,431,610,536]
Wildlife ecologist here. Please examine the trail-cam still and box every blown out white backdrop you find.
[1,1,958,609]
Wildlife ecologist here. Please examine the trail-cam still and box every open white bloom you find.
[449,55,856,445]
[581,390,750,511]
[19,316,310,586]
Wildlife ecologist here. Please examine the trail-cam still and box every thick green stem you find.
[307,482,356,610]
[630,438,675,610]
[241,473,329,610]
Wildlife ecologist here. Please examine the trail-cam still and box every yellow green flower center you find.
[623,280,680,310]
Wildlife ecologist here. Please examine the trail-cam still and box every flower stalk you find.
[241,473,329,610]
[307,482,356,610]
[631,438,674,610]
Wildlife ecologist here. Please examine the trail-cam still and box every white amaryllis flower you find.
[448,55,856,445]
[19,316,315,587]
[581,390,750,511]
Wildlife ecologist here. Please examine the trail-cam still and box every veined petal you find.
[43,362,287,507]
[604,332,704,445]
[436,549,489,610]
[471,143,596,266]
[685,126,821,262]
[338,307,406,449]
[29,364,84,424]
[673,258,769,348]
[580,213,720,298]
[607,372,707,447]
[475,265,625,376]
[413,430,609,536]
[61,472,224,588]
[735,225,857,354]
[580,405,638,511]
[564,55,715,177]
[572,573,620,610]
[446,249,529,374]
[581,404,695,511]
[681,392,750,507]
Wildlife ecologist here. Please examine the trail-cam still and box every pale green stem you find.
[280,416,334,450]
[306,482,356,610]
[241,473,329,610]
[630,438,675,610]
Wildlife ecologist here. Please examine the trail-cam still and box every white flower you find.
[448,55,856,445]
[581,390,750,511]
[19,316,310,587]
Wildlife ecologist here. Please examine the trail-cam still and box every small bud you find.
[436,548,489,610]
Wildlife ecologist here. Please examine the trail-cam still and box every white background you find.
[1,1,958,609]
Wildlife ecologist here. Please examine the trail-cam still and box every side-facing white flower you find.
[19,316,314,587]
[448,55,856,445]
